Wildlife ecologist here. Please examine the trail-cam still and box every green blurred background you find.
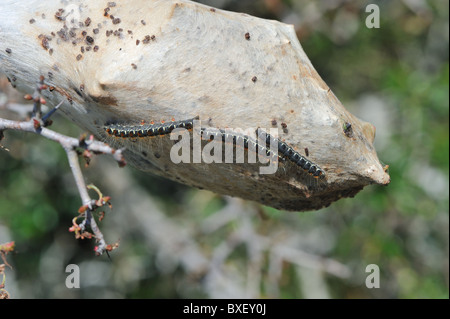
[0,0,448,298]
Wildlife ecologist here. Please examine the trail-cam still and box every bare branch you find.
[1,77,125,255]
[0,117,125,162]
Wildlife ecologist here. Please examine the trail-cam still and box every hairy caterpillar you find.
[104,117,325,179]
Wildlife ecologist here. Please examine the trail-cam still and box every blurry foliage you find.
[0,0,448,298]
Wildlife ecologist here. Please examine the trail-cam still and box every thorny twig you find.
[0,76,126,256]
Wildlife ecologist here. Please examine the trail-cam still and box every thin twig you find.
[1,74,125,256]
[0,117,124,159]
[0,115,124,255]
[65,148,107,254]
